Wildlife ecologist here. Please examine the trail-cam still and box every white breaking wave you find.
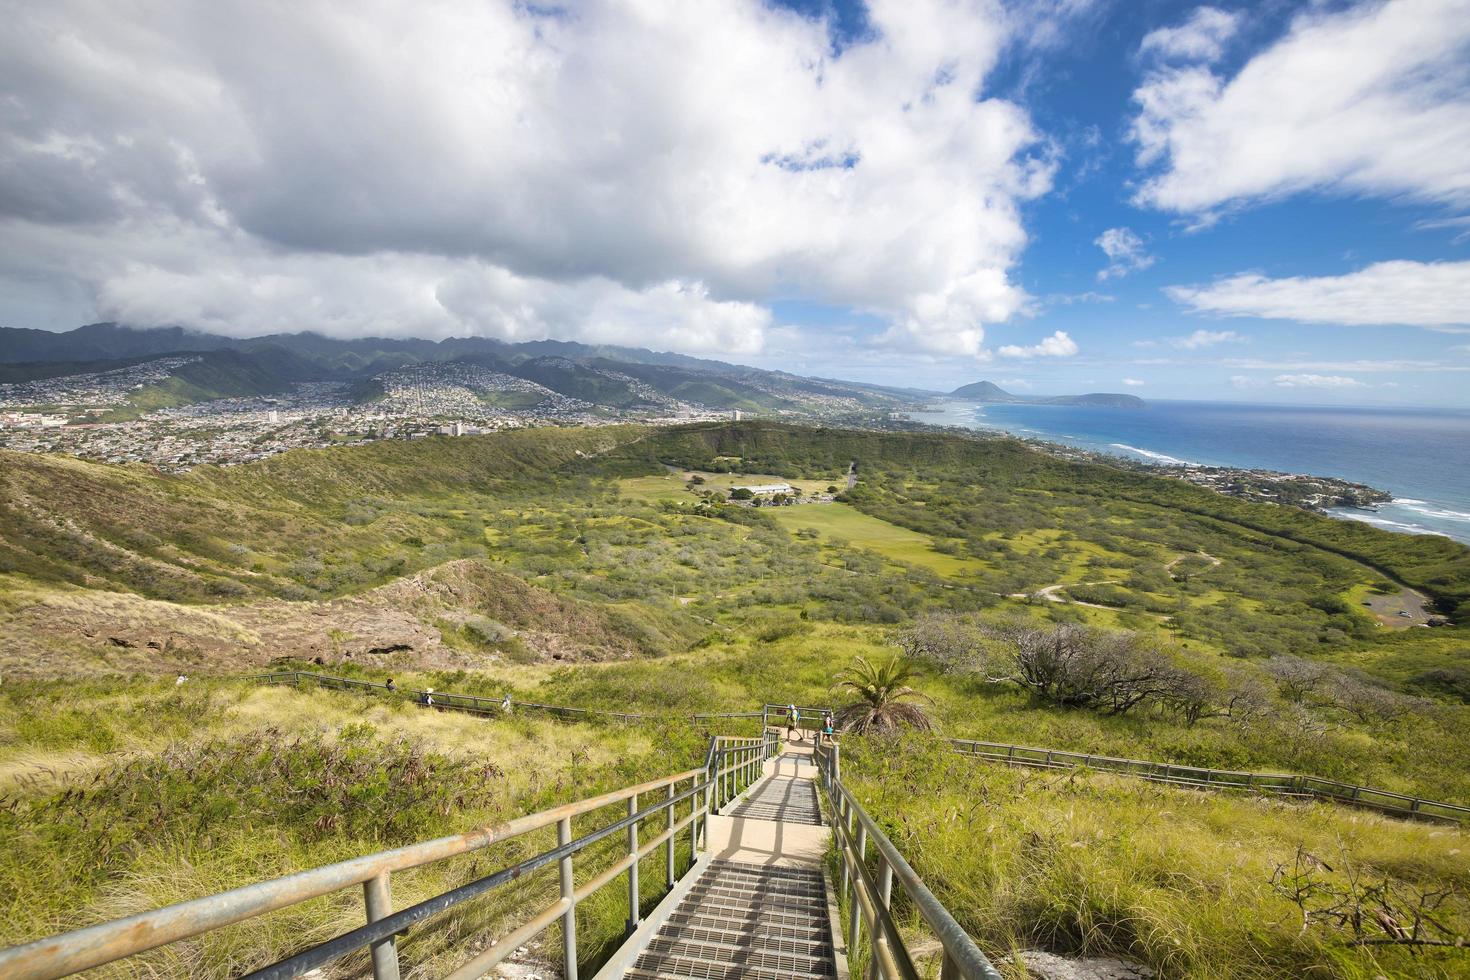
[1331,510,1435,535]
[1109,443,1196,466]
[1391,500,1470,523]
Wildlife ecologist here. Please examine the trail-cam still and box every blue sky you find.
[746,0,1470,403]
[1,0,1468,404]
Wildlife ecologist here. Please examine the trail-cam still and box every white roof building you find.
[734,483,794,496]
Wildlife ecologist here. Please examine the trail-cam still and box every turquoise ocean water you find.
[910,400,1470,545]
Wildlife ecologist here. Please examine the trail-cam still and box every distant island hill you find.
[950,380,1146,409]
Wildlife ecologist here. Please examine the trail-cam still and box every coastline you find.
[895,399,1470,542]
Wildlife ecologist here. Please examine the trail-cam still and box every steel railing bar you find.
[243,779,710,980]
[947,738,1468,821]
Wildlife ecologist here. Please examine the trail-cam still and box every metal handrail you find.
[251,671,775,724]
[948,738,1470,823]
[251,674,1465,822]
[0,733,782,980]
[813,742,1002,980]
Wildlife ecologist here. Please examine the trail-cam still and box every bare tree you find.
[895,613,987,675]
[1161,666,1272,728]
[1270,844,1466,950]
[982,623,1187,716]
[1265,655,1333,704]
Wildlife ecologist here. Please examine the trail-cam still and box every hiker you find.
[422,687,435,707]
[821,710,835,745]
[175,674,187,687]
[785,704,800,741]
[385,678,397,692]
[502,693,513,714]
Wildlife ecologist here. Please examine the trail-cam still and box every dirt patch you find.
[1361,586,1434,628]
[0,559,689,679]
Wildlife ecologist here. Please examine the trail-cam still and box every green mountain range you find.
[0,322,916,414]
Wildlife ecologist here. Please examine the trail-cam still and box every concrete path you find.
[707,742,828,869]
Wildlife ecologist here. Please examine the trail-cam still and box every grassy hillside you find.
[3,420,1470,977]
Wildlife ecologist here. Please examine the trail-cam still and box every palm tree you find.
[831,656,936,734]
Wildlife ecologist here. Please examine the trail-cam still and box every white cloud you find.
[1167,260,1470,329]
[1094,227,1155,281]
[1139,7,1241,63]
[2,218,772,352]
[1225,357,1470,373]
[1170,328,1243,349]
[998,330,1079,359]
[1416,215,1470,244]
[0,0,1052,355]
[1273,374,1366,389]
[1230,375,1264,389]
[1122,377,1145,386]
[1130,0,1470,215]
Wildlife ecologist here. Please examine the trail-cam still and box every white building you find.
[733,483,794,497]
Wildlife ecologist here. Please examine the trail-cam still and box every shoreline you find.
[891,401,1470,545]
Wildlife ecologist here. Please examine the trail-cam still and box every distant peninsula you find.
[950,380,1145,409]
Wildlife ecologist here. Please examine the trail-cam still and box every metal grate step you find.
[625,860,836,980]
[667,899,828,931]
[626,964,830,980]
[653,925,831,959]
[683,885,825,912]
[632,947,834,980]
[641,935,833,967]
[726,777,823,826]
[663,914,829,944]
[692,871,827,894]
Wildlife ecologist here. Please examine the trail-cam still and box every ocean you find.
[910,400,1470,545]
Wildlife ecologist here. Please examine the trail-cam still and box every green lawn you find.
[619,471,837,503]
[766,503,976,577]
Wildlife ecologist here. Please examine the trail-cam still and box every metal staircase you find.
[626,861,837,980]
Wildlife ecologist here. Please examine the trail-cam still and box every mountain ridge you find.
[951,379,1145,408]
[0,322,918,413]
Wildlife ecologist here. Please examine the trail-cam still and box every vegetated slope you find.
[585,358,800,412]
[840,735,1469,980]
[506,356,646,407]
[635,421,1470,615]
[0,558,705,678]
[0,676,712,977]
[4,419,1470,698]
[5,421,1470,979]
[101,348,316,419]
[0,426,649,598]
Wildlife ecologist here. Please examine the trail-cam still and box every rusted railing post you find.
[559,817,578,980]
[847,823,866,960]
[941,949,960,980]
[666,781,676,886]
[869,857,893,980]
[626,795,640,933]
[363,871,400,980]
[846,799,858,899]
